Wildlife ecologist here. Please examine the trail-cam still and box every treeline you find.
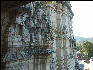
[77,41,93,58]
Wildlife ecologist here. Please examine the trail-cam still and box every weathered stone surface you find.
[1,1,76,70]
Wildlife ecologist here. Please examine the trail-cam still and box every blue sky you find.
[70,1,93,38]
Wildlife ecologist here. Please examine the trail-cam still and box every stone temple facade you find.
[1,1,77,70]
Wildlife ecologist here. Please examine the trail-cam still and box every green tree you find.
[79,41,93,58]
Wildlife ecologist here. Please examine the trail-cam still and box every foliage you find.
[77,41,93,58]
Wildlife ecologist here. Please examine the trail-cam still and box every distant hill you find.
[74,36,93,44]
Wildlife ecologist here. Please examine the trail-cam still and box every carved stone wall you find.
[1,1,76,70]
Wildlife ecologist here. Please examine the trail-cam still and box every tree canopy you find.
[77,41,93,58]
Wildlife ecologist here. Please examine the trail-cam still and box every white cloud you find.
[70,1,93,38]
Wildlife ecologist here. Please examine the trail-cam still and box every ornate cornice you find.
[62,1,74,18]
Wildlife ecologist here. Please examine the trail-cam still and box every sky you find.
[70,1,93,38]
